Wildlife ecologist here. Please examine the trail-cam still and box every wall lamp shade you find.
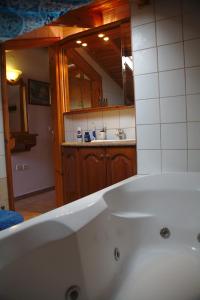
[6,69,22,82]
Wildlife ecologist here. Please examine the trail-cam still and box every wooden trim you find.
[64,104,134,115]
[59,18,130,47]
[49,46,66,206]
[15,186,55,201]
[5,37,60,50]
[0,46,15,210]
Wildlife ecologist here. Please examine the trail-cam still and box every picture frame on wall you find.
[28,79,50,106]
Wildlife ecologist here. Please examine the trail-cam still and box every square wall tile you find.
[102,110,120,129]
[158,42,184,71]
[137,150,161,174]
[0,155,6,178]
[136,99,160,124]
[186,67,200,94]
[133,48,158,75]
[159,69,185,97]
[155,0,181,21]
[134,73,159,100]
[188,150,200,171]
[183,13,200,40]
[65,130,75,142]
[106,129,117,140]
[64,115,74,131]
[161,123,187,149]
[184,39,200,67]
[160,96,186,123]
[188,122,200,149]
[119,108,135,128]
[87,111,103,130]
[137,124,160,149]
[72,114,88,131]
[132,22,156,51]
[124,127,136,140]
[187,94,200,121]
[162,150,187,172]
[156,16,183,46]
[131,0,155,27]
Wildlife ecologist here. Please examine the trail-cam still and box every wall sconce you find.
[6,69,22,83]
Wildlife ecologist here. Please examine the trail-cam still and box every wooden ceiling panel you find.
[51,0,130,28]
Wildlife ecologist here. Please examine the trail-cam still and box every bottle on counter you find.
[76,127,83,142]
[91,122,96,141]
[84,131,91,142]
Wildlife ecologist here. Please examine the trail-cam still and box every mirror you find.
[8,79,28,133]
[64,21,134,111]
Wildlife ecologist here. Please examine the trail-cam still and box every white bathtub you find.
[0,173,200,300]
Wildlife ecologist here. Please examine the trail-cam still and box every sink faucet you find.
[116,128,126,140]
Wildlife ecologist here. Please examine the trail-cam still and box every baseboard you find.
[15,186,55,201]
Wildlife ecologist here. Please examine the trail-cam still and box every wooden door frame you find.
[1,38,65,209]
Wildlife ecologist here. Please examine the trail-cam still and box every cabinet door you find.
[62,147,80,203]
[79,148,106,197]
[106,146,137,186]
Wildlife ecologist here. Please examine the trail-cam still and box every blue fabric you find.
[0,210,24,230]
[0,0,92,41]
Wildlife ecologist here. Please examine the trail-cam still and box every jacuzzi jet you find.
[65,285,80,300]
[160,227,171,239]
[114,247,120,261]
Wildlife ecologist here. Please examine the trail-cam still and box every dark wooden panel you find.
[106,146,136,185]
[79,147,107,196]
[62,147,80,203]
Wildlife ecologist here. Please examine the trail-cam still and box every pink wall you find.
[6,48,55,197]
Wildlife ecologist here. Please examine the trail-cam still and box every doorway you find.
[5,47,56,219]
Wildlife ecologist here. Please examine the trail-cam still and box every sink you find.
[91,139,135,142]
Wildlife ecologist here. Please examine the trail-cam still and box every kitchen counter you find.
[62,139,136,147]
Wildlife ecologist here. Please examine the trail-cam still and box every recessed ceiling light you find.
[98,33,105,38]
[76,40,82,44]
[103,36,109,41]
[82,43,87,47]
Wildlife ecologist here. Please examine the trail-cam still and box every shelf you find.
[63,105,134,115]
[10,132,38,153]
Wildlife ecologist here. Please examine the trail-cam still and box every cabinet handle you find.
[106,154,111,159]
[100,154,104,159]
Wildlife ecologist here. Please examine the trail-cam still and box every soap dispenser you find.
[76,127,82,142]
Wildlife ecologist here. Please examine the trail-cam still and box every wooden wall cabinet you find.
[62,145,136,204]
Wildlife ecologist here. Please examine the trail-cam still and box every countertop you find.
[62,139,136,147]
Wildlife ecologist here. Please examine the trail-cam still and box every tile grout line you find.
[153,0,162,173]
[180,0,189,172]
[134,65,200,77]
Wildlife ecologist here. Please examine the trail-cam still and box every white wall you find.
[64,107,136,141]
[76,48,124,106]
[6,48,55,197]
[131,0,200,174]
[0,67,9,208]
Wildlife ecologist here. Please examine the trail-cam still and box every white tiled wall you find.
[64,108,135,141]
[131,0,200,174]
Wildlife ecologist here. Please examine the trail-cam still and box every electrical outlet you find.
[23,164,29,170]
[15,164,23,171]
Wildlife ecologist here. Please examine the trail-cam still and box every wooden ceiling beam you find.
[51,0,130,28]
[51,8,103,28]
[4,37,60,50]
